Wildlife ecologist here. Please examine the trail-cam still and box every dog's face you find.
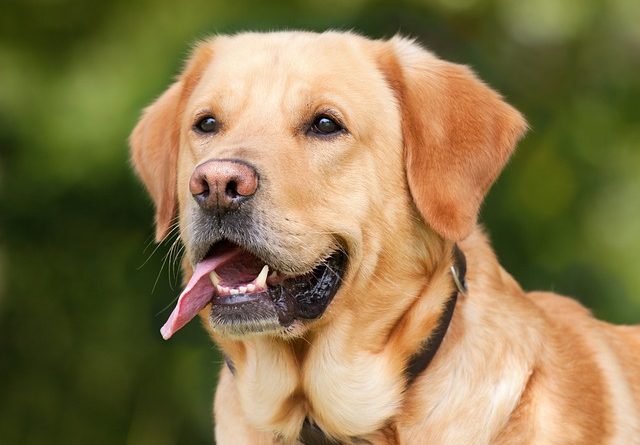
[131,32,526,340]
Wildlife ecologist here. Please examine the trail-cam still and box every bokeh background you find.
[1,0,639,444]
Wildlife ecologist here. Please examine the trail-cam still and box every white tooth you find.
[239,286,247,293]
[222,286,230,294]
[247,284,256,292]
[209,271,221,286]
[256,265,269,288]
[230,289,239,295]
[216,284,225,294]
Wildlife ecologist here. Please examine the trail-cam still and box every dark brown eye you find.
[194,115,218,133]
[310,115,342,135]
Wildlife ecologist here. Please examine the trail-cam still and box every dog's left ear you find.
[378,37,527,241]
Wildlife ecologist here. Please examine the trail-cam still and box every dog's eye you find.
[194,115,219,133]
[310,115,343,136]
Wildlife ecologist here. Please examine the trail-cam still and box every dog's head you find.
[130,32,526,339]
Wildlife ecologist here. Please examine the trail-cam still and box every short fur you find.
[130,31,640,444]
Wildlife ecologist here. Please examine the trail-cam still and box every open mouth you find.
[160,240,347,339]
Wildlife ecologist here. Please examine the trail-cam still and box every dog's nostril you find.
[225,180,238,199]
[191,177,210,199]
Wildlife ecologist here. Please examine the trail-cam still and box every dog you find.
[130,31,640,444]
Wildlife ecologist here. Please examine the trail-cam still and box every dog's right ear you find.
[130,81,183,242]
[130,43,213,242]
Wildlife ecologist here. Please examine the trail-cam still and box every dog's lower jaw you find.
[209,317,284,338]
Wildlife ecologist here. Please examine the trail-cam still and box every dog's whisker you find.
[166,238,183,289]
[151,247,171,295]
[137,220,181,271]
[154,294,180,317]
[171,243,186,286]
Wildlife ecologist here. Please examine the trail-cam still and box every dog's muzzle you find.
[160,159,347,339]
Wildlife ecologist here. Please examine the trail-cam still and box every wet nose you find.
[189,159,259,211]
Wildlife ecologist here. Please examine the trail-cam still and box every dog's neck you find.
[209,226,466,442]
[299,244,466,444]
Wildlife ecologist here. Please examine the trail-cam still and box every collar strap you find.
[300,245,467,444]
[405,244,466,385]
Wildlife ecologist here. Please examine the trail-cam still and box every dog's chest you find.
[234,339,405,442]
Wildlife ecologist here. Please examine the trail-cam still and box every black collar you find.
[299,245,467,444]
[405,243,466,385]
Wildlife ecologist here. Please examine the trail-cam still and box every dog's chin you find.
[206,248,348,338]
[208,293,288,337]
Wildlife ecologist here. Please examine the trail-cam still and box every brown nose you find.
[189,159,259,211]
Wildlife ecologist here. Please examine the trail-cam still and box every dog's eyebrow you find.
[312,107,346,125]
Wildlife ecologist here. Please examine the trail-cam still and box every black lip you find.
[208,250,347,335]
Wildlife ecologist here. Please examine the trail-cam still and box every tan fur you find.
[130,31,640,444]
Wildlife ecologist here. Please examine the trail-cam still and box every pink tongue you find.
[160,248,241,340]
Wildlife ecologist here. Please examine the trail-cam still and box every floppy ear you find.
[379,37,527,241]
[130,81,183,242]
[130,43,213,242]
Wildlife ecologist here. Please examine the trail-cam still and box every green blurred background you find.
[1,0,639,444]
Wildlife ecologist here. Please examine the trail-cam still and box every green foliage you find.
[1,0,639,444]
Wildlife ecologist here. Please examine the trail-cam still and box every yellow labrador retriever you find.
[130,31,640,444]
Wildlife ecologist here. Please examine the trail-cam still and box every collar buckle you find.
[450,264,467,296]
[450,244,468,296]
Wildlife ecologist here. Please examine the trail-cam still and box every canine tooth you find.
[209,271,221,286]
[239,286,247,293]
[256,265,269,288]
[247,284,256,292]
[230,289,239,295]
[216,284,225,294]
